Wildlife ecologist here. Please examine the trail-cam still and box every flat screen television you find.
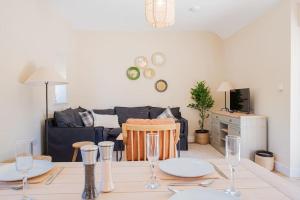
[230,88,250,113]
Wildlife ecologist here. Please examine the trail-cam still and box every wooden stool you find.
[72,141,94,162]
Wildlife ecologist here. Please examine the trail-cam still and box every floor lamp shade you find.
[25,67,67,85]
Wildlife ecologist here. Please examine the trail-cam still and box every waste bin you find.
[255,150,274,171]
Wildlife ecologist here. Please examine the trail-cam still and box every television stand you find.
[209,110,267,160]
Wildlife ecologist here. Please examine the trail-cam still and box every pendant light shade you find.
[145,0,175,28]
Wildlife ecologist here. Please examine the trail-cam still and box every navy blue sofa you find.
[47,106,188,162]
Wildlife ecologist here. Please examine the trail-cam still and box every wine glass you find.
[15,139,33,200]
[225,135,241,197]
[145,132,160,189]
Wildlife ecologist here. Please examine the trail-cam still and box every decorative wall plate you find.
[155,79,168,92]
[127,67,140,80]
[143,68,155,79]
[152,52,166,67]
[135,56,148,68]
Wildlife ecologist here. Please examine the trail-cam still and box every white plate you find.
[159,158,214,177]
[169,188,240,200]
[0,160,54,181]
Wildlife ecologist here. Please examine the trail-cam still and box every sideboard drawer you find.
[219,115,240,125]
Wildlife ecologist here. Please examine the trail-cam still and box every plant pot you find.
[255,150,275,171]
[195,130,209,145]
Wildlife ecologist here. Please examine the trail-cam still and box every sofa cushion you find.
[79,111,94,127]
[72,107,85,126]
[157,107,177,119]
[115,106,149,124]
[149,107,165,119]
[93,109,115,115]
[54,108,83,128]
[170,107,181,118]
[126,118,175,125]
[149,107,181,119]
[92,112,120,128]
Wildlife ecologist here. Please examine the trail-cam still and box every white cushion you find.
[92,112,120,128]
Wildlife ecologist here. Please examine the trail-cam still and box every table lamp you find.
[217,81,233,112]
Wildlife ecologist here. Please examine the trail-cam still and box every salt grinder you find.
[80,145,99,200]
[98,141,114,192]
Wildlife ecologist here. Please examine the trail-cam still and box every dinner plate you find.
[169,188,240,200]
[0,160,54,181]
[159,158,214,177]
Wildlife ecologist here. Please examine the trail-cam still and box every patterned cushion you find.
[149,107,181,119]
[79,111,94,127]
[157,107,177,119]
[115,106,149,124]
[72,107,85,127]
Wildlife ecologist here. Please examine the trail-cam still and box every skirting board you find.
[275,161,300,177]
[188,136,195,143]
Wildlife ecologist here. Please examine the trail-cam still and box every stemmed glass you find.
[145,132,160,189]
[15,139,33,200]
[225,135,241,197]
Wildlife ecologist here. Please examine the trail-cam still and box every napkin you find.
[157,169,222,181]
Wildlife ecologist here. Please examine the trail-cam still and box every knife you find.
[210,162,228,179]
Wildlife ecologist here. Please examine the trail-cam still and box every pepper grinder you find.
[98,141,114,192]
[80,145,99,200]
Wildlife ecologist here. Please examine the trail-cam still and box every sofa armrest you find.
[48,127,96,162]
[176,118,188,136]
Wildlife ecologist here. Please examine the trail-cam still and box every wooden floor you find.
[117,143,300,188]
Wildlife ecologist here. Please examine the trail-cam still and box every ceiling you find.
[49,0,280,38]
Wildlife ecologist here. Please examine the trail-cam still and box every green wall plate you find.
[127,66,140,80]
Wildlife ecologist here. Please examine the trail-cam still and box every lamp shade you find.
[25,67,67,86]
[217,81,233,92]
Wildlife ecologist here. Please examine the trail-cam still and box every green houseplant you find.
[188,81,214,141]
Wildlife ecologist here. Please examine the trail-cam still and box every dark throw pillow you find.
[54,108,83,128]
[93,109,115,115]
[115,106,149,124]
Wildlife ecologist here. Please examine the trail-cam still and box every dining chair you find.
[122,120,180,161]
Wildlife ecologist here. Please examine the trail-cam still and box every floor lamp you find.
[25,67,68,154]
[217,81,233,112]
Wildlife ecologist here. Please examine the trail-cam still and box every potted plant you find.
[188,81,214,144]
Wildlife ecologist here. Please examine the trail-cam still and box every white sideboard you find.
[210,110,267,160]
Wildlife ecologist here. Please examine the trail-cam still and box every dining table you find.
[0,158,299,200]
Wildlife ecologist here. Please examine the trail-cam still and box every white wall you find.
[68,31,224,141]
[223,0,292,175]
[0,0,71,161]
